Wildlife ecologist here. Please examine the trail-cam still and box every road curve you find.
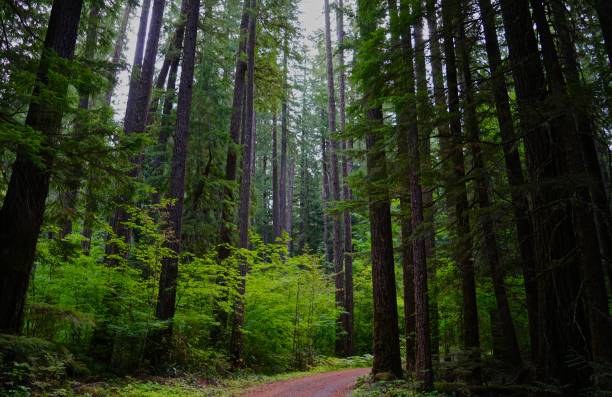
[238,367,370,397]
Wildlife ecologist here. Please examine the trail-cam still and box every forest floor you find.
[238,367,370,397]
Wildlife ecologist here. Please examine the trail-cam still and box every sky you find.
[113,0,326,116]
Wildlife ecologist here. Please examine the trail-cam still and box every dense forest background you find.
[0,0,611,395]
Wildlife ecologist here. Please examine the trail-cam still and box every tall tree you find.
[476,0,539,361]
[219,0,250,258]
[60,2,101,239]
[324,0,347,356]
[441,0,480,381]
[155,0,200,334]
[272,113,281,239]
[229,0,257,366]
[356,0,403,378]
[106,0,167,261]
[336,0,354,357]
[0,0,85,333]
[456,0,522,369]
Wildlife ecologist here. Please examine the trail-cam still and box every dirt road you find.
[238,367,370,397]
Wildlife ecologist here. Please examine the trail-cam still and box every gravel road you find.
[238,367,370,397]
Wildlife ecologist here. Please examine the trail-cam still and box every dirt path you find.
[238,367,370,397]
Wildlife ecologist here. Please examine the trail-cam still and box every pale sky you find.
[113,0,326,117]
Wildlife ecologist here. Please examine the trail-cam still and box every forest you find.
[0,0,611,395]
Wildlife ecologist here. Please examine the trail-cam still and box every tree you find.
[0,0,85,333]
[456,0,522,370]
[323,0,347,356]
[155,0,200,336]
[106,0,167,262]
[441,0,480,381]
[229,0,257,366]
[356,0,403,378]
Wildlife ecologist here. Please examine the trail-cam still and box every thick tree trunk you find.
[357,0,403,378]
[498,0,600,384]
[441,0,480,381]
[0,0,84,333]
[531,0,612,367]
[324,0,347,357]
[457,0,522,370]
[477,0,539,362]
[337,0,354,357]
[229,0,257,366]
[550,0,612,300]
[155,0,199,330]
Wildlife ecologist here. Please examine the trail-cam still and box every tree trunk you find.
[272,113,281,239]
[106,0,166,262]
[498,0,593,384]
[150,0,190,205]
[550,0,612,301]
[280,41,289,236]
[414,0,440,366]
[477,0,539,362]
[531,0,612,368]
[321,133,333,264]
[106,2,134,105]
[324,0,347,357]
[154,0,199,332]
[337,0,354,357]
[0,0,84,334]
[456,0,522,370]
[286,158,296,253]
[357,0,403,378]
[592,0,612,64]
[229,0,257,366]
[441,0,480,381]
[219,0,250,259]
[59,3,100,240]
[424,0,445,360]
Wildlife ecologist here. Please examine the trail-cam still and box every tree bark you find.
[0,0,84,333]
[229,0,257,366]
